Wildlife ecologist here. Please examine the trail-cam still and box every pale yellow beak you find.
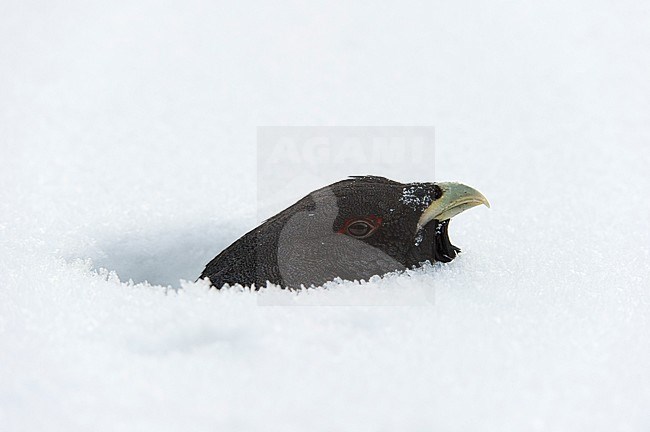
[417,182,490,230]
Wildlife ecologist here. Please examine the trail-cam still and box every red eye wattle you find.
[339,216,382,239]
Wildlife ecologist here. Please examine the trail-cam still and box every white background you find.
[1,1,649,431]
[256,126,436,220]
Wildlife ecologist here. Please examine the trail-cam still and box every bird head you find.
[200,176,489,289]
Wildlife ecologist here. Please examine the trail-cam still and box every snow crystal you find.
[400,184,434,210]
[414,228,425,246]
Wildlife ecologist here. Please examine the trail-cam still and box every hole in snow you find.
[82,222,239,287]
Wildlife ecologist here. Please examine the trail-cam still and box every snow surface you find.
[2,1,650,431]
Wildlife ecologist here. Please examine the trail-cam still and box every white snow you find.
[2,1,650,431]
[400,184,434,209]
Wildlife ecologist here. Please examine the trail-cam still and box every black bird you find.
[199,176,489,289]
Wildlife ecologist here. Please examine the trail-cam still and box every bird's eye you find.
[346,220,376,239]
